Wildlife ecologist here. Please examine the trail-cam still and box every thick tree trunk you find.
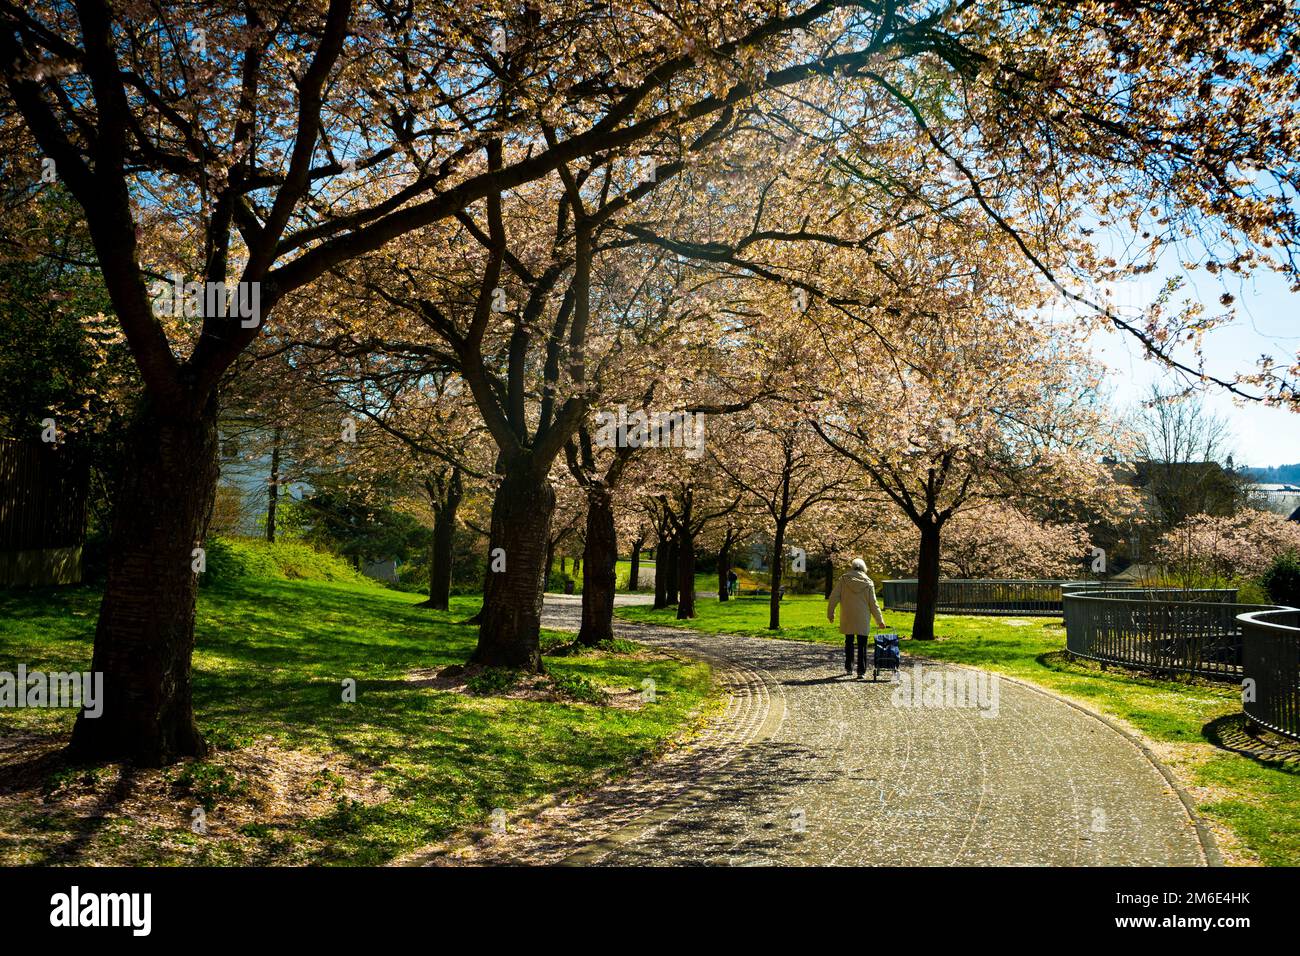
[676,531,696,620]
[769,521,786,630]
[265,424,282,543]
[472,466,554,671]
[913,521,942,641]
[68,395,219,767]
[545,541,555,589]
[422,471,461,611]
[653,534,670,609]
[578,487,617,645]
[664,539,679,606]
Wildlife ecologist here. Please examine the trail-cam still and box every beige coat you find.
[827,568,885,635]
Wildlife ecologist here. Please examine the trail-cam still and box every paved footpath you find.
[429,594,1212,867]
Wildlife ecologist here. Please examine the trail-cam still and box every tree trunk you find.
[422,469,462,611]
[578,486,617,645]
[545,540,555,589]
[718,538,731,602]
[628,539,643,592]
[68,395,219,767]
[664,539,679,605]
[472,465,554,671]
[653,533,670,609]
[265,424,282,543]
[823,555,834,598]
[913,521,942,641]
[769,521,786,630]
[676,531,696,619]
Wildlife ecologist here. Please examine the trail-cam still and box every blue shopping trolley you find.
[872,632,901,681]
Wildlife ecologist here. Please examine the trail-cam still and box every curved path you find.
[432,594,1211,867]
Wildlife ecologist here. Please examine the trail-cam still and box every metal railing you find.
[1239,608,1300,742]
[882,578,1118,616]
[1062,587,1280,680]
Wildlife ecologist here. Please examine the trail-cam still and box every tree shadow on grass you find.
[33,764,140,865]
[0,729,68,796]
[1203,714,1300,772]
[0,730,142,865]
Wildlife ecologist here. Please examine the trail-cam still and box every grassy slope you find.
[617,594,1300,866]
[0,572,715,866]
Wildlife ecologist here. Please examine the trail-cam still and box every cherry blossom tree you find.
[1155,508,1300,586]
[6,0,1300,761]
[918,504,1091,579]
[713,413,857,628]
[812,257,1125,640]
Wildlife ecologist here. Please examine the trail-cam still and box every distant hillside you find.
[1244,463,1300,484]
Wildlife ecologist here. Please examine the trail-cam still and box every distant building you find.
[1111,562,1159,583]
[0,438,87,586]
[1095,457,1245,573]
[1248,482,1300,517]
[363,558,399,583]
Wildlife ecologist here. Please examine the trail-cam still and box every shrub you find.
[395,557,430,593]
[547,570,576,592]
[1236,578,1271,606]
[272,540,370,581]
[199,536,373,589]
[465,667,519,695]
[1262,551,1300,607]
[547,672,609,705]
[202,536,281,586]
[597,638,639,654]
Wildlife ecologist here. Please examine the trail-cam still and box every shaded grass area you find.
[0,579,714,866]
[618,594,1300,866]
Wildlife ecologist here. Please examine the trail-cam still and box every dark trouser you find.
[844,634,868,676]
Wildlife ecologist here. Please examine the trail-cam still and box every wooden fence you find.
[0,438,88,585]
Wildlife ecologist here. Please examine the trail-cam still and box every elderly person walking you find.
[827,558,887,678]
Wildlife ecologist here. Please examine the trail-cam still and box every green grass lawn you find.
[0,576,716,866]
[618,593,1300,866]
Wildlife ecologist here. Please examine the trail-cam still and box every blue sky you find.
[1090,264,1300,468]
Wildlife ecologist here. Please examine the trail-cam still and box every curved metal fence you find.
[1239,608,1300,742]
[1062,587,1280,680]
[882,578,1118,616]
